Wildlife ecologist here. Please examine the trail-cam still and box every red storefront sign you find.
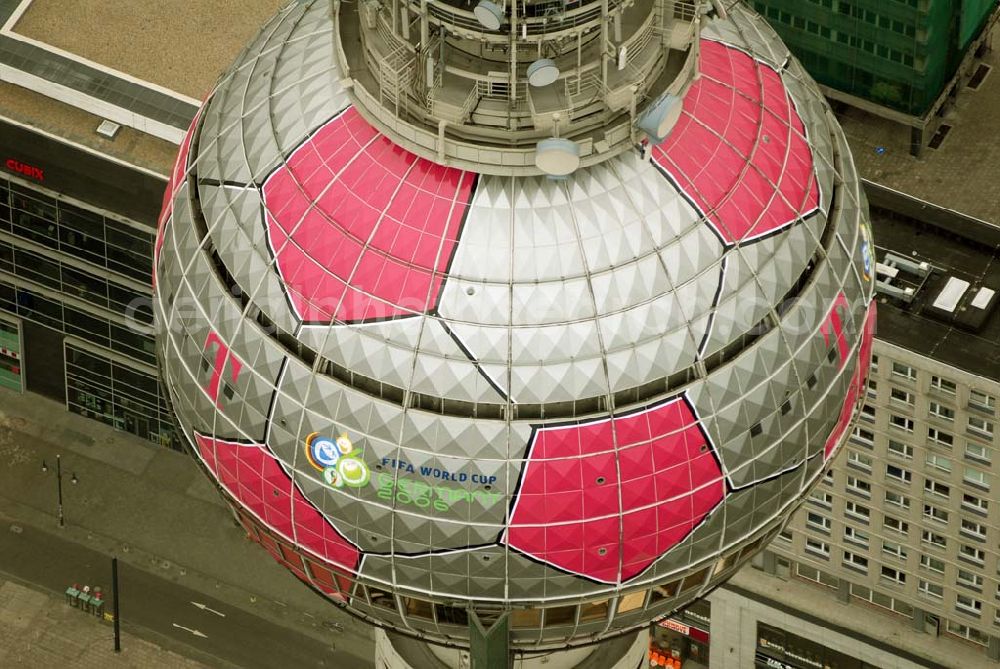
[658,617,709,644]
[4,158,44,182]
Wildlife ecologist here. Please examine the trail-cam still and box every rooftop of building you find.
[722,564,991,669]
[870,198,1000,384]
[0,0,285,177]
[12,0,286,100]
[0,81,177,176]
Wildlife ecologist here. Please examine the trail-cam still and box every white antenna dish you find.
[535,137,580,176]
[474,0,504,30]
[527,59,560,87]
[637,94,684,143]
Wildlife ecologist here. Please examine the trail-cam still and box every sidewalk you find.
[0,386,375,659]
[839,24,1000,225]
[0,577,205,669]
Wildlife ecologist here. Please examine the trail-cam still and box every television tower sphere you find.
[154,0,875,653]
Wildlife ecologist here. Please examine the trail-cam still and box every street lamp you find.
[41,454,78,528]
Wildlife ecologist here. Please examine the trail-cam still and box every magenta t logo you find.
[203,331,242,406]
[820,293,850,370]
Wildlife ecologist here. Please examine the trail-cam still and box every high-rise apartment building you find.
[757,195,1000,664]
[749,0,1000,153]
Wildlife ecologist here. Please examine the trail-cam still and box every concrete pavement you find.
[0,386,375,667]
[0,575,206,669]
[0,521,345,668]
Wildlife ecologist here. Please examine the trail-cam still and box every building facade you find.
[757,198,1000,664]
[749,0,997,117]
[0,124,179,450]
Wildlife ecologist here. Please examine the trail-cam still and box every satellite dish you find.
[527,59,560,87]
[637,94,684,143]
[535,137,580,176]
[474,0,504,30]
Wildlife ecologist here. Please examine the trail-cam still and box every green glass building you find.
[749,0,998,117]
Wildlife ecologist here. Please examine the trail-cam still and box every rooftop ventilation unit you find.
[874,251,931,304]
[927,276,999,332]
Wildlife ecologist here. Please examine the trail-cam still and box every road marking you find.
[172,623,208,638]
[191,601,226,617]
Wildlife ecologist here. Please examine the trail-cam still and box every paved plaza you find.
[0,578,207,669]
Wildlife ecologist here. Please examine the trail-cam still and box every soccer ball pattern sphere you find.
[154,0,875,648]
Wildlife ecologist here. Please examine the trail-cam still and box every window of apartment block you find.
[884,490,910,509]
[968,415,995,440]
[929,401,955,421]
[956,594,983,617]
[844,526,870,549]
[892,362,916,381]
[867,379,877,398]
[846,475,871,498]
[947,621,990,646]
[963,466,990,490]
[847,450,873,472]
[806,512,831,533]
[959,544,986,566]
[884,515,909,536]
[885,463,912,485]
[890,387,913,406]
[922,503,949,524]
[920,554,946,574]
[957,569,984,591]
[795,563,839,588]
[882,540,908,561]
[965,441,991,464]
[931,375,957,394]
[805,538,830,558]
[921,530,947,549]
[871,354,879,373]
[960,518,987,541]
[881,565,906,585]
[926,453,952,473]
[843,551,869,573]
[924,478,950,498]
[927,428,953,448]
[777,529,793,542]
[845,501,870,523]
[969,389,995,413]
[861,404,876,422]
[852,426,875,447]
[918,579,944,599]
[822,469,834,486]
[962,493,989,515]
[808,490,833,509]
[887,440,913,459]
[890,415,914,432]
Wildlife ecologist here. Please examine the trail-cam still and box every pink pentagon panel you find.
[154,110,201,288]
[824,301,877,460]
[195,434,361,573]
[651,39,820,245]
[506,396,726,583]
[262,107,476,324]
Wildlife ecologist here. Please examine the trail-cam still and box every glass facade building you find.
[0,166,179,451]
[750,0,998,116]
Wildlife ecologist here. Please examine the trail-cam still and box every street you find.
[0,520,373,668]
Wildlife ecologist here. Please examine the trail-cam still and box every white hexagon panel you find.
[153,0,876,650]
